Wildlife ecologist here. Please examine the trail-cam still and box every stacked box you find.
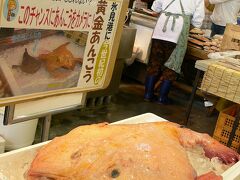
[201,63,240,104]
[213,105,240,151]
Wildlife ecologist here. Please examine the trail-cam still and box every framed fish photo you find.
[0,0,129,106]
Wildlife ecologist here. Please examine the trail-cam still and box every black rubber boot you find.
[157,80,172,105]
[144,75,157,101]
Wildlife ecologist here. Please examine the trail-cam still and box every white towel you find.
[152,13,184,43]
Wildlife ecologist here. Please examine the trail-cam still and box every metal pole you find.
[41,114,52,142]
[227,106,240,148]
[185,70,201,125]
[3,105,15,125]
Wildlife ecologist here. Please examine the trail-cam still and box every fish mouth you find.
[27,172,67,180]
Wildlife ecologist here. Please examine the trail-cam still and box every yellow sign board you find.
[0,0,128,106]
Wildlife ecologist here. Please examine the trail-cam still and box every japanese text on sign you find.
[83,0,107,83]
[18,6,94,30]
[105,2,118,40]
[52,0,93,5]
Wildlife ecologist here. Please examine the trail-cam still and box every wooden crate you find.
[213,104,240,151]
[221,24,240,51]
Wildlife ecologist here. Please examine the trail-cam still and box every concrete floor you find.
[35,79,219,143]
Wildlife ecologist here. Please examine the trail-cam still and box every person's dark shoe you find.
[144,75,157,101]
[157,80,172,105]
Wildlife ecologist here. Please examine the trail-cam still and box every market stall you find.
[186,57,240,150]
[0,0,239,179]
[124,10,218,84]
[185,24,240,153]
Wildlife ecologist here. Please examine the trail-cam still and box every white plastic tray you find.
[111,113,167,124]
[222,161,240,180]
[0,113,239,180]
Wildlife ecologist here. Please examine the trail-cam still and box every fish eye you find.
[111,169,120,178]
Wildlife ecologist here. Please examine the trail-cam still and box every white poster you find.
[0,0,127,105]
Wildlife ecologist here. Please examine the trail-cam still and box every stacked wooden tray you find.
[201,58,240,104]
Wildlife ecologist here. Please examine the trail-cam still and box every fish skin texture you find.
[27,122,239,180]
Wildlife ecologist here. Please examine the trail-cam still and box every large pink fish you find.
[27,122,239,180]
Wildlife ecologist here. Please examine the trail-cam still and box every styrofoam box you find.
[0,113,239,180]
[0,107,38,151]
[0,136,5,154]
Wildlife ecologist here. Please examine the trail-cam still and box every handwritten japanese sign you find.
[0,0,128,105]
[0,0,98,31]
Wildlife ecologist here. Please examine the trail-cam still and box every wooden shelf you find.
[186,46,209,60]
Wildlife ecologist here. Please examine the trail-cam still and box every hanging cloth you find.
[152,0,185,43]
[164,0,191,74]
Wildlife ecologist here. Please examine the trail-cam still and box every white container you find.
[0,136,5,153]
[0,107,38,151]
[0,113,238,179]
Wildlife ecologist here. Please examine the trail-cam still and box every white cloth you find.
[152,13,184,43]
[151,0,205,28]
[209,0,240,26]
